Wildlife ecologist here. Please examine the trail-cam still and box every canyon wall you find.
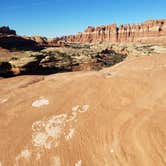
[62,19,166,45]
[1,19,166,48]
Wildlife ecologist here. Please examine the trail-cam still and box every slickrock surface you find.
[0,52,166,166]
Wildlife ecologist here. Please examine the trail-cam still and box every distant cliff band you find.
[1,19,166,48]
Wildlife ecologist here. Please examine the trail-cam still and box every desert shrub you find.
[95,49,127,67]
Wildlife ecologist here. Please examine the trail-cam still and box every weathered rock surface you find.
[0,53,166,166]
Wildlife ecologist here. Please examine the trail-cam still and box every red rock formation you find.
[24,36,67,47]
[1,19,166,47]
[58,19,166,45]
[0,27,42,50]
[23,36,48,46]
[5,19,165,46]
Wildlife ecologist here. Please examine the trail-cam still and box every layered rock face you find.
[61,19,166,45]
[1,19,166,48]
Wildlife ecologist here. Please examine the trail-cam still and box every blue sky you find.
[0,0,166,37]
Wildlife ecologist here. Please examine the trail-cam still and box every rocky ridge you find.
[57,19,166,45]
[1,19,166,49]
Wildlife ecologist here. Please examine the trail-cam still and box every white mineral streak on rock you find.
[51,156,61,166]
[32,97,49,107]
[72,105,80,112]
[15,149,31,166]
[65,128,75,140]
[32,105,90,150]
[0,97,8,104]
[32,114,67,149]
[36,152,41,160]
[110,149,114,153]
[80,105,89,112]
[75,160,82,166]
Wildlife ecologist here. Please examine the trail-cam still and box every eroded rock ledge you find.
[1,19,166,49]
[19,19,166,46]
[55,19,166,45]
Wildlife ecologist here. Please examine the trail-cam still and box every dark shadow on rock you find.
[0,36,43,51]
[20,54,72,76]
[0,62,13,77]
[0,48,128,78]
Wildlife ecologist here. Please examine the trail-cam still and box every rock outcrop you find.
[0,27,42,50]
[0,26,16,36]
[55,19,166,45]
[23,36,66,47]
[23,36,47,46]
[1,19,166,48]
[0,36,41,50]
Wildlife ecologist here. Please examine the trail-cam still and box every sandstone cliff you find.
[1,19,166,49]
[58,19,166,45]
